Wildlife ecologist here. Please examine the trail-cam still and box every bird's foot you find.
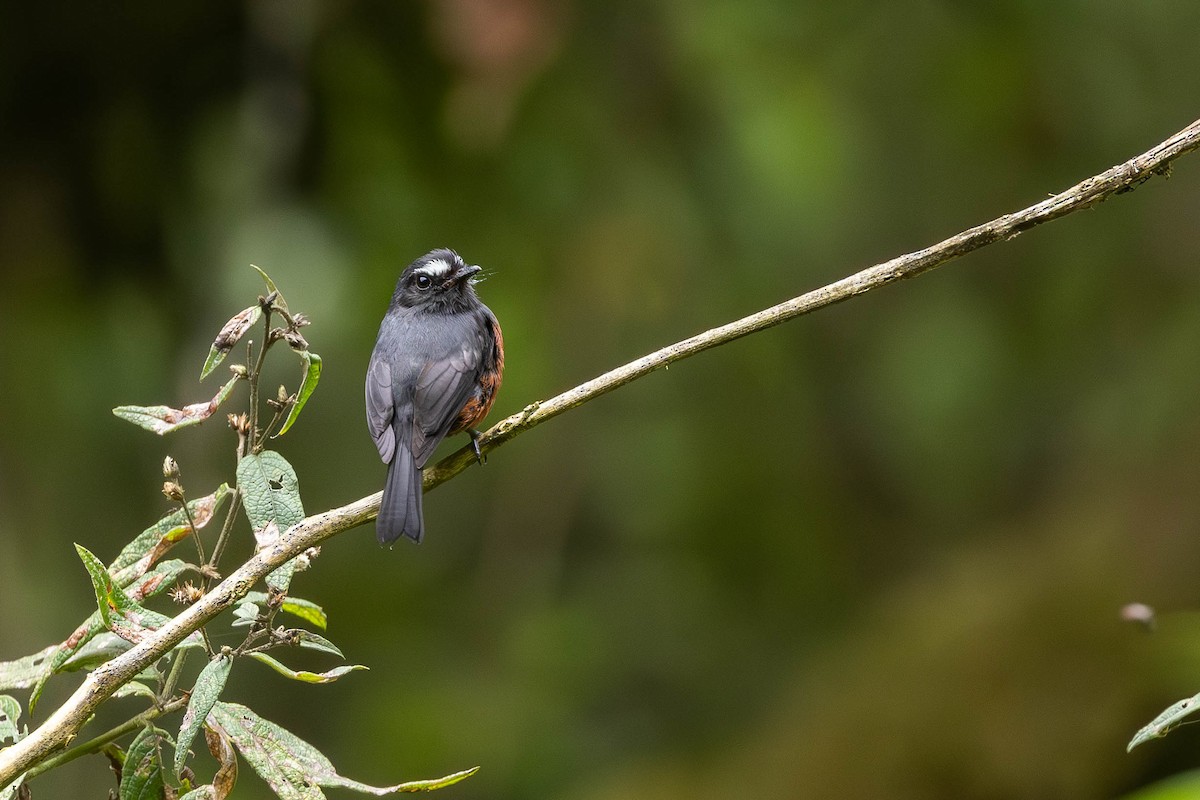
[468,429,486,465]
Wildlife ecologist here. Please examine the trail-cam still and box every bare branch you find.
[425,116,1200,484]
[2,116,1198,786]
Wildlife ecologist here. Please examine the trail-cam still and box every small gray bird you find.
[366,249,504,544]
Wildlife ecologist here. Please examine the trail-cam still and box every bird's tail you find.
[378,445,424,545]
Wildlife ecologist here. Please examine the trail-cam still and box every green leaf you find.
[243,593,326,630]
[25,557,197,712]
[113,376,239,435]
[179,788,217,800]
[211,701,325,800]
[0,695,23,746]
[336,768,481,794]
[126,558,193,599]
[121,726,169,800]
[266,547,297,593]
[1119,769,1200,800]
[60,632,132,672]
[294,631,343,659]
[175,655,233,778]
[77,544,123,622]
[237,451,304,593]
[111,485,232,584]
[251,265,288,312]
[247,653,366,684]
[1,699,34,793]
[113,680,157,701]
[75,545,192,645]
[28,557,193,708]
[0,646,57,692]
[33,612,123,706]
[27,614,109,712]
[77,544,146,644]
[238,451,304,533]
[283,598,326,630]
[276,352,321,437]
[201,305,262,380]
[1128,692,1200,751]
[210,703,478,797]
[231,602,260,627]
[28,620,197,714]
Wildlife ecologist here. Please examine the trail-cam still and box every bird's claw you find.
[468,429,486,465]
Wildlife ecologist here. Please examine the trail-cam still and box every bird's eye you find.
[414,275,432,290]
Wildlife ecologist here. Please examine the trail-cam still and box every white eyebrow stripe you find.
[414,259,452,277]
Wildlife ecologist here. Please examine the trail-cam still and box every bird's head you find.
[392,249,483,312]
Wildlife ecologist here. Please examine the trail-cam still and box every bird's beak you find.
[445,263,482,288]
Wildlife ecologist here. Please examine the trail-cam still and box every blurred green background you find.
[3,1,1200,798]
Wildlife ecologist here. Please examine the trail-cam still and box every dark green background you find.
[3,2,1200,798]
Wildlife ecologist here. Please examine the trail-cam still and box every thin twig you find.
[177,497,206,578]
[2,116,1198,787]
[246,307,273,454]
[261,406,288,440]
[172,499,214,655]
[157,649,189,705]
[203,491,242,589]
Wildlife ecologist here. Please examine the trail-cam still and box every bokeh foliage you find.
[2,1,1200,798]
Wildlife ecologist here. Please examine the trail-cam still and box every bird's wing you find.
[365,353,397,463]
[410,335,486,467]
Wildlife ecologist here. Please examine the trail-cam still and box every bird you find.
[365,249,504,545]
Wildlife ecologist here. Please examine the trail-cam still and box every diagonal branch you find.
[2,116,1199,787]
[424,116,1200,484]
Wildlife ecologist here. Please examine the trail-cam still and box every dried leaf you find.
[201,305,262,380]
[113,376,239,435]
[204,723,239,799]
